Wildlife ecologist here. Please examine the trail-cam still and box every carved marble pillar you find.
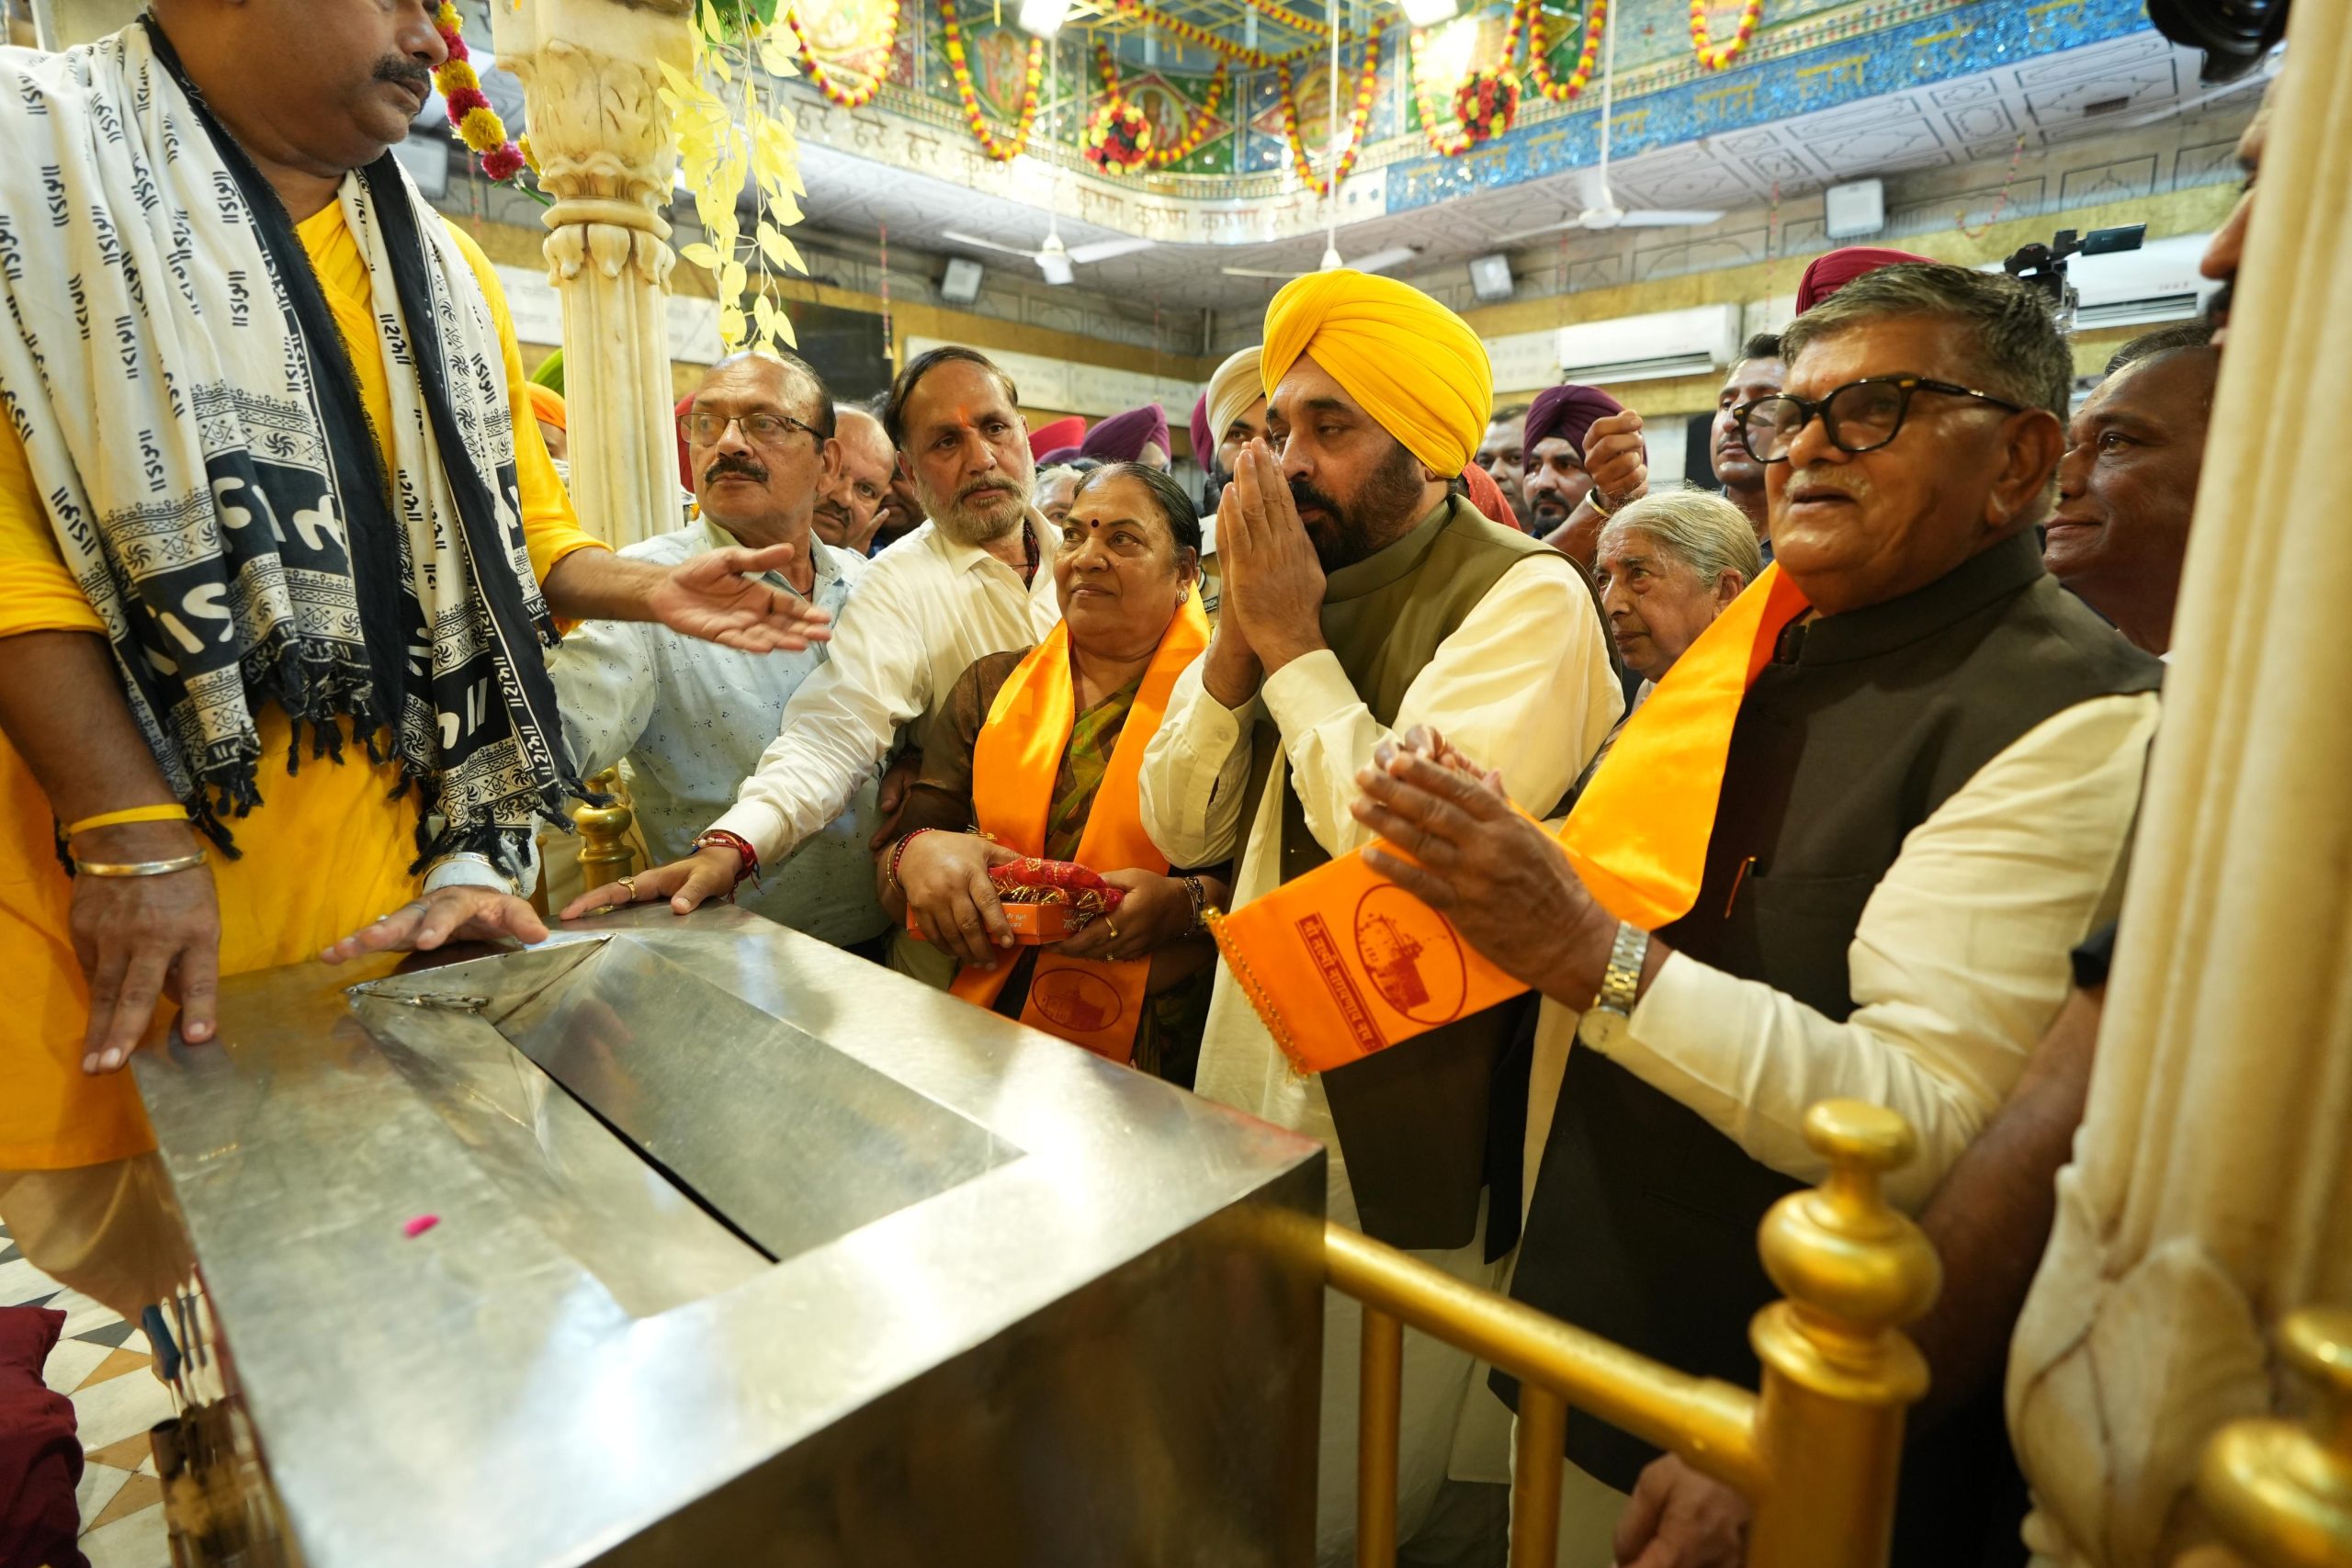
[2006,17,2352,1567]
[492,0,693,549]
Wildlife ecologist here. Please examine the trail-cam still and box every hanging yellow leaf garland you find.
[662,3,810,356]
[781,0,900,109]
[1521,0,1607,102]
[938,0,1045,162]
[1091,41,1230,171]
[1690,0,1764,70]
[1277,22,1384,198]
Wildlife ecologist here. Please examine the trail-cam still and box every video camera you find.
[2004,223,2147,331]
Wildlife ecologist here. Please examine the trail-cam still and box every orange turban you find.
[526,382,567,433]
[1261,270,1491,475]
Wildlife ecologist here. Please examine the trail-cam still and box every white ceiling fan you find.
[1490,0,1724,244]
[939,45,1155,286]
[940,215,1155,287]
[1218,2,1417,282]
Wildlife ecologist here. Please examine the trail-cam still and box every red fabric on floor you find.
[0,1306,84,1568]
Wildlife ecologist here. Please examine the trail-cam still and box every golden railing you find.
[2198,1308,2352,1568]
[1323,1099,1941,1568]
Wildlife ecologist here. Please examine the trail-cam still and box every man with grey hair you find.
[1592,491,1761,689]
[811,404,897,556]
[1341,263,2162,1567]
[550,350,888,947]
[571,345,1059,978]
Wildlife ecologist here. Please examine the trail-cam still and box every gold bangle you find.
[63,804,189,838]
[73,851,209,878]
[1586,488,1616,520]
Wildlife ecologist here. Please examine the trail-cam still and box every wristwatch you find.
[1577,919,1650,1050]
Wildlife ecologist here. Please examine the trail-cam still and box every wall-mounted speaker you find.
[1824,179,1885,241]
[1468,254,1513,303]
[940,257,985,306]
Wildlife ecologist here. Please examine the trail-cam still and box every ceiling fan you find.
[1220,243,1419,282]
[1489,0,1724,244]
[940,216,1155,287]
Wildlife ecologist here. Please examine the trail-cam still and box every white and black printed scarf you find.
[0,17,583,877]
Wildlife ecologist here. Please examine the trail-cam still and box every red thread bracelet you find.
[693,829,760,889]
[888,828,934,889]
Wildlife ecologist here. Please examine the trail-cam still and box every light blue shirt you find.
[549,519,888,946]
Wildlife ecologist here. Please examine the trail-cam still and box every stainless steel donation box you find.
[131,906,1327,1567]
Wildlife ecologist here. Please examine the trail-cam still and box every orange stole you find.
[1205,564,1812,1076]
[951,598,1211,1061]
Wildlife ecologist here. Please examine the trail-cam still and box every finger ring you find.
[1103,917,1120,939]
[618,875,639,900]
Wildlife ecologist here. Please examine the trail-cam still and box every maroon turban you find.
[1523,384,1631,464]
[1028,415,1085,460]
[1795,246,1938,314]
[1187,393,1212,471]
[1459,462,1521,532]
[1080,402,1170,463]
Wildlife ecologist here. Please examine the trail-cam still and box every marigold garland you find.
[1091,42,1229,170]
[431,3,526,184]
[1451,68,1518,146]
[1521,0,1608,102]
[938,0,1044,161]
[1082,97,1155,172]
[1277,22,1383,198]
[1690,0,1763,70]
[782,0,899,109]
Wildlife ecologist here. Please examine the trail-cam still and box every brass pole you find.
[2197,1308,2352,1568]
[1509,1386,1567,1568]
[1745,1102,1939,1568]
[1322,1224,1762,1492]
[1356,1306,1403,1568]
[573,767,639,888]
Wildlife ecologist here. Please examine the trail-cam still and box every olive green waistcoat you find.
[1240,494,1554,1248]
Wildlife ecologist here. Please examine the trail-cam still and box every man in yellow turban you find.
[1138,270,1624,1561]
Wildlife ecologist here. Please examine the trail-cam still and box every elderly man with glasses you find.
[1340,264,2163,1567]
[548,350,890,949]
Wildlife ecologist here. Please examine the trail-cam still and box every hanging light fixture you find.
[1017,0,1073,39]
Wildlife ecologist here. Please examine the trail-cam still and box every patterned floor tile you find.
[68,1361,175,1452]
[43,1286,126,1341]
[71,1315,142,1350]
[74,1460,133,1531]
[79,1346,153,1389]
[91,1472,163,1531]
[40,1334,112,1395]
[0,1253,56,1305]
[85,1433,156,1472]
[76,1501,170,1568]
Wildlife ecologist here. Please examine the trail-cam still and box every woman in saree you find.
[882,462,1228,1085]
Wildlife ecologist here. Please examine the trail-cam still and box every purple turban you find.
[1035,446,1083,468]
[1188,393,1212,471]
[1523,384,1631,464]
[1080,402,1170,463]
[1795,246,1937,314]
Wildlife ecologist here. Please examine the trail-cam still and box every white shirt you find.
[1521,691,2162,1216]
[712,515,1062,865]
[547,519,886,945]
[1138,552,1623,1178]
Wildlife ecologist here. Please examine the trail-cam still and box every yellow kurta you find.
[0,203,602,1170]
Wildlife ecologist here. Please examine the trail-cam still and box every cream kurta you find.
[1138,552,1619,1560]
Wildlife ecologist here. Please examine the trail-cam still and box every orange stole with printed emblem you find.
[951,598,1212,1061]
[1206,565,1813,1075]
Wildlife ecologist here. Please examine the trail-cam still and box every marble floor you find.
[0,1216,174,1568]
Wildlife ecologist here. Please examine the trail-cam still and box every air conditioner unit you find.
[2065,232,2214,330]
[1555,302,1743,385]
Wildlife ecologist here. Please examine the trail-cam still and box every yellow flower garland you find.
[938,0,1044,162]
[1092,41,1231,170]
[1277,23,1384,199]
[1690,0,1764,71]
[783,0,900,110]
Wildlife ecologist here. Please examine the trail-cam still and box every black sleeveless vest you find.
[1502,533,2160,1558]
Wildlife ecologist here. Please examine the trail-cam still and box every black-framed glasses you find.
[1736,376,2026,464]
[677,409,822,446]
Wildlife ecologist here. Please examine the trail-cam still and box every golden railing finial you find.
[1757,1100,1943,1369]
[573,767,639,887]
[2198,1307,2352,1568]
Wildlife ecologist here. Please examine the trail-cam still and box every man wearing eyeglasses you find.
[547,351,890,949]
[1343,263,2162,1567]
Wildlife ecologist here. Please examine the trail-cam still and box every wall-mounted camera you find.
[2004,224,2147,332]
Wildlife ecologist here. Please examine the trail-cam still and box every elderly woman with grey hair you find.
[1591,490,1764,691]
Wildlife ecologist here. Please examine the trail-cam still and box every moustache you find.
[1286,478,1344,524]
[957,479,1018,504]
[374,58,434,96]
[1783,468,1871,503]
[704,457,768,486]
